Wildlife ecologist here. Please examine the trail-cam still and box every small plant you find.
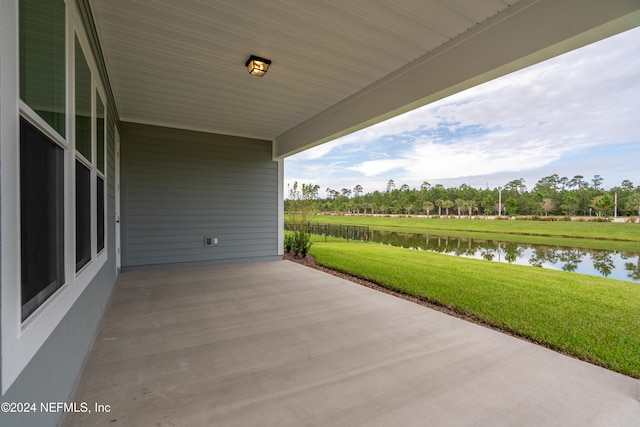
[284,233,294,253]
[284,230,313,257]
[294,230,312,257]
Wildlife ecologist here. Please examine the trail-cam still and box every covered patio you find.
[3,1,640,426]
[61,261,640,426]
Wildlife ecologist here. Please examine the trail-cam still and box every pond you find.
[368,230,640,283]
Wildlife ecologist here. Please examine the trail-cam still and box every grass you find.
[307,236,640,378]
[303,214,640,243]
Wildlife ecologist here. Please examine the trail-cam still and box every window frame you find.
[1,0,110,394]
[70,30,109,277]
[96,91,107,254]
[75,157,92,272]
[19,115,66,322]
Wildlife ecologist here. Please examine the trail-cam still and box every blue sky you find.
[285,26,640,197]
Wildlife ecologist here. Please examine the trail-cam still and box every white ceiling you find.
[90,0,518,137]
[89,0,640,158]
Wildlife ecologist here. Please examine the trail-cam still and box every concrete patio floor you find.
[61,260,640,426]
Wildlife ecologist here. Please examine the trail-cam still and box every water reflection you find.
[369,231,640,283]
[623,252,640,281]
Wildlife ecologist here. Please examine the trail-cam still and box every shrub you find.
[284,230,312,257]
[284,233,294,253]
[574,216,610,223]
[294,230,313,257]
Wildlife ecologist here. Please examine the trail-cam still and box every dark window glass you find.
[76,161,91,271]
[97,177,105,252]
[96,94,105,173]
[20,118,65,321]
[75,37,91,160]
[19,0,66,136]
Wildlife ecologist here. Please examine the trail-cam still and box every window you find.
[75,35,98,271]
[97,177,105,252]
[96,93,106,253]
[7,0,112,393]
[19,0,66,320]
[20,118,65,321]
[19,0,66,137]
[19,13,110,313]
[76,161,92,271]
[75,36,91,161]
[96,92,105,173]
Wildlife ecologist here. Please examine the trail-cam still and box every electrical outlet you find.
[204,236,213,247]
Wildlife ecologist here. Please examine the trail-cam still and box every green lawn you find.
[302,214,640,242]
[307,237,640,378]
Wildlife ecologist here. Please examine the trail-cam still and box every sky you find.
[284,26,640,198]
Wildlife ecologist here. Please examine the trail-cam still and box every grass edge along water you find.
[300,214,640,243]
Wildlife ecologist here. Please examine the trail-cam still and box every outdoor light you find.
[245,55,271,76]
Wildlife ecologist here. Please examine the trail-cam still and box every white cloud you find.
[403,138,561,179]
[285,27,640,193]
[346,133,567,181]
[292,139,345,160]
[347,158,408,176]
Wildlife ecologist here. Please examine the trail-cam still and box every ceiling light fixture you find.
[245,55,271,77]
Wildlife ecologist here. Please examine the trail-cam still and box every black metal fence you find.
[284,222,369,241]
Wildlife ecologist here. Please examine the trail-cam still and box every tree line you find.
[286,174,640,218]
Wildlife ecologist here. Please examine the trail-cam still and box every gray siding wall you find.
[121,122,279,267]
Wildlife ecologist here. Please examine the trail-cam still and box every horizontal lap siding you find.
[121,122,278,267]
